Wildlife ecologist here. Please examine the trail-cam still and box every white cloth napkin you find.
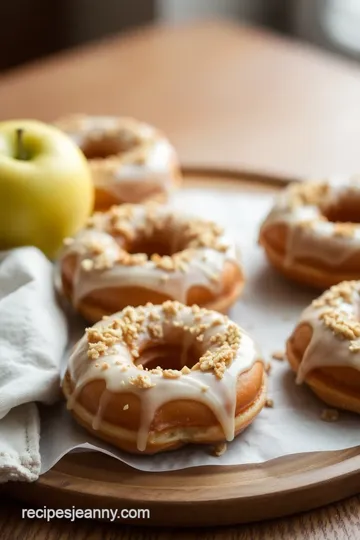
[0,247,67,482]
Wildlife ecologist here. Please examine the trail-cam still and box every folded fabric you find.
[0,404,40,482]
[0,247,68,482]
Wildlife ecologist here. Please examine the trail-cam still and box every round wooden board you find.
[6,167,360,527]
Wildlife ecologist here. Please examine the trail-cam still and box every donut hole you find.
[136,343,200,371]
[81,133,139,160]
[322,198,360,224]
[126,229,187,257]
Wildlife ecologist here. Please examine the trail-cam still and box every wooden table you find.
[1,495,360,539]
[2,20,360,179]
[1,19,360,539]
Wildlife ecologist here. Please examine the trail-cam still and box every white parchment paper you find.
[40,185,360,473]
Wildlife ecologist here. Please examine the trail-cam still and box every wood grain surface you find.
[8,441,360,528]
[1,20,360,179]
[0,496,359,539]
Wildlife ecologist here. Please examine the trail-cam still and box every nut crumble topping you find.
[271,350,285,361]
[64,203,232,274]
[333,223,356,238]
[162,369,182,379]
[298,216,327,230]
[198,322,241,379]
[319,310,360,341]
[87,340,108,360]
[288,182,330,209]
[211,442,227,457]
[349,341,360,352]
[278,181,360,239]
[81,259,94,271]
[148,323,164,339]
[85,302,242,380]
[312,281,358,309]
[181,366,191,374]
[149,367,162,375]
[307,282,360,352]
[162,300,180,315]
[129,373,155,389]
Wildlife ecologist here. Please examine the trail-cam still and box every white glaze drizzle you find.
[291,281,360,383]
[61,204,241,307]
[260,176,360,267]
[66,305,261,451]
[93,389,111,430]
[55,115,178,200]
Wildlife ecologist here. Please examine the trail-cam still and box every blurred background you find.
[2,0,360,72]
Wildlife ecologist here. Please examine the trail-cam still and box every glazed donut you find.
[286,280,360,413]
[54,115,181,211]
[259,177,360,288]
[59,203,244,322]
[62,302,267,454]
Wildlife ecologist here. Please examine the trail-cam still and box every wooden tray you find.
[6,167,360,527]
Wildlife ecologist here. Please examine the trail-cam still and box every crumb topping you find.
[87,340,108,360]
[198,322,241,379]
[297,216,327,231]
[57,116,151,161]
[319,310,360,341]
[265,398,274,408]
[349,341,360,352]
[129,373,156,389]
[333,223,356,238]
[312,281,358,309]
[211,442,227,457]
[86,305,144,360]
[64,203,231,273]
[181,366,191,374]
[148,323,164,339]
[271,350,285,361]
[280,181,360,238]
[287,182,330,210]
[85,302,242,380]
[81,259,94,271]
[149,367,162,375]
[162,369,182,379]
[162,300,180,316]
[309,282,360,352]
[86,124,144,151]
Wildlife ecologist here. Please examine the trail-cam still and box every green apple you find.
[0,119,94,258]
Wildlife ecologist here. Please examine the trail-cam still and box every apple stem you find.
[16,128,27,160]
